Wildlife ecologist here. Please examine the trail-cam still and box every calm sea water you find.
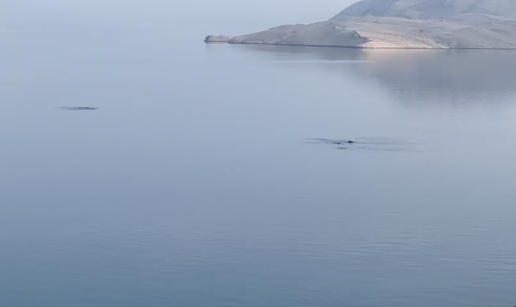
[1,30,516,307]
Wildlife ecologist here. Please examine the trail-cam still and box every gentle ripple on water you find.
[1,33,516,307]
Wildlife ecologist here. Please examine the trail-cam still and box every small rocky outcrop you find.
[204,35,233,43]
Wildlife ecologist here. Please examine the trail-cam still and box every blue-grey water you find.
[1,28,516,307]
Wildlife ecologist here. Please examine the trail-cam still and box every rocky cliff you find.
[205,0,516,49]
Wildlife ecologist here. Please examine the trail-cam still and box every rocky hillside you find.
[332,0,516,21]
[205,0,516,49]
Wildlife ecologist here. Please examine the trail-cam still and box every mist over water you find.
[1,1,516,307]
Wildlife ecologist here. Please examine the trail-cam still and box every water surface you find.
[1,31,516,307]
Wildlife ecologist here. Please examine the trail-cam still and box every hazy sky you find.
[0,0,358,34]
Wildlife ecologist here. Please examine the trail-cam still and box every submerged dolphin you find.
[61,107,99,111]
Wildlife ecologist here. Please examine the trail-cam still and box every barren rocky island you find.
[205,0,516,49]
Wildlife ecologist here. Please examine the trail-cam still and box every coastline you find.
[205,16,516,50]
[205,39,516,50]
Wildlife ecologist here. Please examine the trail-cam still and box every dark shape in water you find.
[310,138,363,145]
[61,107,99,111]
[308,137,419,153]
[334,140,357,145]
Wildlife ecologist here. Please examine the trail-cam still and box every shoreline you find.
[205,39,516,51]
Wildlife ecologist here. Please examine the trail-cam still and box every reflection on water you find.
[237,45,516,107]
